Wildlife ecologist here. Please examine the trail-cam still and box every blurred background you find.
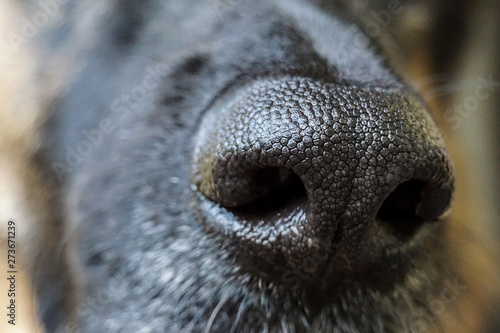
[0,0,499,332]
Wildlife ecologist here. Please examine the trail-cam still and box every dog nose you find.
[191,77,454,278]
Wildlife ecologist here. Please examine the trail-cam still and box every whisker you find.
[229,295,246,333]
[205,293,229,333]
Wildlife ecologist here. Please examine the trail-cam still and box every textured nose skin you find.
[191,77,454,276]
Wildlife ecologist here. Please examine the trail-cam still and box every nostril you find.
[230,168,308,215]
[377,180,426,223]
[377,179,452,236]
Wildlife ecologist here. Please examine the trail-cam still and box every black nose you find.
[191,77,454,279]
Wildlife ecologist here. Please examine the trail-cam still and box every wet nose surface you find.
[191,77,454,280]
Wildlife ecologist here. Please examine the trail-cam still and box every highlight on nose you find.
[190,77,454,278]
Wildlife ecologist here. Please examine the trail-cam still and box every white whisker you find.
[205,293,228,333]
